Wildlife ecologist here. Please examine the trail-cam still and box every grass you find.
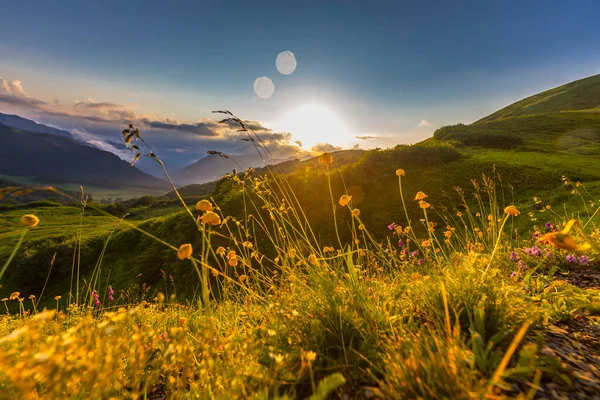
[0,114,599,398]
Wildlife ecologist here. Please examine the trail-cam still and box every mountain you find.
[171,153,294,186]
[476,73,600,123]
[0,123,169,192]
[0,112,72,138]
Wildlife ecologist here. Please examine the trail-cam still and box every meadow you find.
[0,116,599,399]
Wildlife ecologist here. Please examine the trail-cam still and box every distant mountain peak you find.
[0,112,72,138]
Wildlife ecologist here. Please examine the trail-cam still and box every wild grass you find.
[0,114,599,398]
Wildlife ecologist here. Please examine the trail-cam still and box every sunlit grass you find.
[0,115,599,398]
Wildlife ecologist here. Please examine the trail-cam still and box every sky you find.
[1,0,600,175]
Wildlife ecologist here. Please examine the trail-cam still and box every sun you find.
[277,103,350,150]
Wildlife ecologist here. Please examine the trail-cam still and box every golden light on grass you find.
[195,199,214,212]
[504,205,520,216]
[339,195,352,207]
[177,244,193,260]
[20,214,40,228]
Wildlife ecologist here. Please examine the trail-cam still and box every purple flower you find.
[107,286,114,302]
[525,246,542,257]
[510,271,518,278]
[92,290,101,306]
[545,252,553,259]
[509,251,519,261]
[402,248,408,254]
[533,233,540,238]
[578,255,589,266]
[545,222,552,229]
[410,250,419,257]
[388,223,395,230]
[417,258,423,265]
[398,240,404,247]
[517,261,528,270]
[566,255,577,264]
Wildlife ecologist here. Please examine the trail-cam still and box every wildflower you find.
[539,232,579,251]
[476,212,481,217]
[339,195,352,207]
[398,240,404,247]
[387,223,395,230]
[287,248,297,259]
[308,254,318,265]
[444,231,452,238]
[92,290,101,306]
[504,205,520,216]
[457,212,463,217]
[351,208,360,217]
[358,224,365,230]
[304,350,317,362]
[566,255,577,264]
[395,225,403,234]
[177,244,193,260]
[318,152,333,164]
[228,250,239,267]
[417,258,424,265]
[107,286,114,302]
[216,246,226,256]
[510,271,518,278]
[546,205,551,210]
[54,295,61,301]
[517,261,528,269]
[238,274,246,282]
[509,251,519,261]
[28,294,35,300]
[545,222,552,229]
[9,292,20,300]
[414,191,428,201]
[419,201,431,209]
[421,239,432,247]
[578,255,589,266]
[396,169,405,177]
[410,250,419,257]
[21,214,40,228]
[199,211,221,226]
[195,199,214,212]
[524,246,542,257]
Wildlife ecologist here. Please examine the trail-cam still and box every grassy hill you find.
[477,73,600,123]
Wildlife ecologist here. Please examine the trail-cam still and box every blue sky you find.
[1,0,600,172]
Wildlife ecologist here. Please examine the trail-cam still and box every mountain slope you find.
[476,73,600,123]
[0,123,168,191]
[0,112,72,138]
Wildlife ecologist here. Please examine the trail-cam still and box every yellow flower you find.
[351,208,360,217]
[444,231,453,238]
[177,244,193,260]
[421,239,432,247]
[199,211,221,226]
[339,195,352,207]
[28,294,36,300]
[358,224,365,230]
[545,205,551,210]
[317,152,333,164]
[457,212,463,217]
[195,199,214,212]
[308,254,318,265]
[54,295,62,301]
[216,246,226,256]
[476,212,481,217]
[288,248,297,259]
[323,246,334,253]
[228,257,239,267]
[414,191,428,201]
[303,350,317,362]
[419,201,431,209]
[504,205,520,216]
[21,214,40,228]
[9,292,20,300]
[396,169,405,177]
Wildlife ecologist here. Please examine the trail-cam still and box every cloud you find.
[311,143,342,153]
[355,135,378,140]
[417,119,433,128]
[140,118,220,137]
[0,77,46,107]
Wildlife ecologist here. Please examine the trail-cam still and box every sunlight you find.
[277,103,350,150]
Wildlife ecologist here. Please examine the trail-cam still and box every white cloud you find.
[417,119,433,128]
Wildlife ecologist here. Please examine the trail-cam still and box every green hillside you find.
[477,73,600,123]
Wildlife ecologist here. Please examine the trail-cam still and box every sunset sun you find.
[277,103,350,150]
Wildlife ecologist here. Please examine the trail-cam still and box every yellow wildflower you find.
[351,208,360,217]
[396,169,405,177]
[9,292,20,300]
[419,201,431,209]
[216,246,226,256]
[21,214,40,228]
[177,244,193,260]
[414,191,428,201]
[199,211,221,225]
[339,195,352,207]
[504,205,520,216]
[195,199,214,212]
